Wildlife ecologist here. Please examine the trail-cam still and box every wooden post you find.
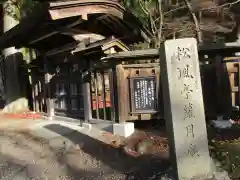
[35,83,40,112]
[215,55,222,115]
[93,71,100,120]
[31,72,36,112]
[238,61,240,110]
[2,1,31,113]
[32,85,36,112]
[82,78,92,122]
[101,72,107,120]
[44,55,54,120]
[116,64,127,123]
[109,68,116,122]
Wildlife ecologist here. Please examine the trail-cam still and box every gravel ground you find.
[0,119,234,180]
[0,128,170,180]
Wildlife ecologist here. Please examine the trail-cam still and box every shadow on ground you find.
[44,124,170,180]
[0,131,102,180]
[0,155,100,180]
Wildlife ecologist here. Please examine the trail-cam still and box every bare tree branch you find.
[164,5,187,16]
[203,0,240,10]
[165,26,194,37]
[163,0,240,17]
[157,0,163,48]
[183,0,203,44]
[129,0,240,48]
[138,0,150,15]
[149,12,157,35]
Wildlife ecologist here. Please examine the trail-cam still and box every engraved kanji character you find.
[181,84,193,99]
[187,144,199,157]
[176,47,191,61]
[177,65,194,79]
[183,65,194,79]
[185,124,194,138]
[184,103,194,120]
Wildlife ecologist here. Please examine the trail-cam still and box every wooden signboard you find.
[130,76,156,113]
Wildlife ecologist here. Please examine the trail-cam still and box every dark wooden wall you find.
[201,56,240,119]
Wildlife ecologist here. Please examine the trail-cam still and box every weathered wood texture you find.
[115,63,161,122]
[0,0,150,51]
[201,56,240,119]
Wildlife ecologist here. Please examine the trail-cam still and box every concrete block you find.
[82,122,92,129]
[48,116,53,120]
[113,122,134,137]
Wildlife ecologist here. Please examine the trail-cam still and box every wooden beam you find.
[102,39,130,52]
[199,42,240,51]
[46,41,80,56]
[107,15,137,38]
[49,4,123,21]
[29,19,83,44]
[102,44,240,62]
[101,49,159,61]
[49,0,122,8]
[61,28,92,35]
[29,32,58,45]
[96,14,110,21]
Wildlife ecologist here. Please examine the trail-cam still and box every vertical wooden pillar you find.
[31,72,36,112]
[235,20,240,109]
[101,72,107,120]
[238,61,240,109]
[35,83,40,112]
[2,1,30,113]
[116,64,127,123]
[93,71,100,120]
[44,55,54,120]
[109,68,116,122]
[82,78,92,122]
[215,55,222,115]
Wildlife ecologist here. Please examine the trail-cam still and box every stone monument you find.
[161,38,212,179]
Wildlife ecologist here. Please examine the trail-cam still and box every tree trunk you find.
[2,1,28,113]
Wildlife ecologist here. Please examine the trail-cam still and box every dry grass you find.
[209,130,240,179]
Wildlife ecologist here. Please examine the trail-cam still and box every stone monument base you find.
[82,122,92,129]
[159,169,230,180]
[113,122,134,137]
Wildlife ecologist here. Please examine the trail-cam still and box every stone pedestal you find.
[82,122,92,129]
[113,122,134,137]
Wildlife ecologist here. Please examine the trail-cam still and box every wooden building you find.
[29,37,131,122]
[0,0,151,123]
[100,45,240,121]
[1,0,240,124]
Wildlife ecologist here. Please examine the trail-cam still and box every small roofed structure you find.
[0,0,153,124]
[0,0,151,52]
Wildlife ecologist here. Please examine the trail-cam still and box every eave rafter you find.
[0,0,150,51]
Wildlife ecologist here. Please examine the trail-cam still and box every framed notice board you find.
[129,76,157,113]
